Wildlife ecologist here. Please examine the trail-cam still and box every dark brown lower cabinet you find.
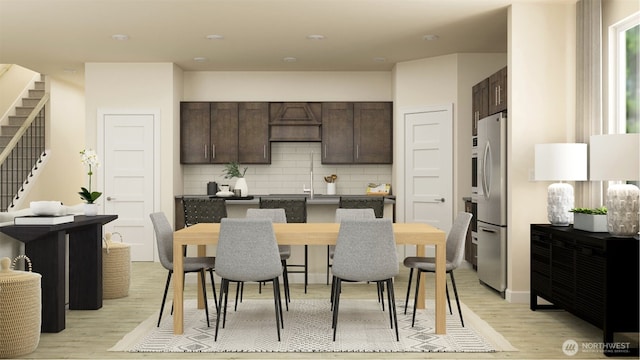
[530,224,638,357]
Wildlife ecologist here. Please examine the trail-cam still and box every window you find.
[610,12,639,135]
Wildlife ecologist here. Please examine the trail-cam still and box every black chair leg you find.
[157,271,172,327]
[330,275,336,310]
[450,272,464,327]
[209,269,218,313]
[411,269,422,327]
[272,278,283,337]
[214,279,228,341]
[404,267,414,315]
[384,281,393,328]
[326,245,331,285]
[387,278,399,341]
[304,245,308,293]
[234,282,241,311]
[446,283,452,315]
[199,270,210,327]
[332,279,342,341]
[281,260,290,309]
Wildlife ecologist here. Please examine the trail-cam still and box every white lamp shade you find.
[534,143,588,181]
[589,134,640,181]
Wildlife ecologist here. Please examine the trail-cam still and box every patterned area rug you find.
[110,299,517,353]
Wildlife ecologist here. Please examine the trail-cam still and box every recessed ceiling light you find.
[193,57,207,62]
[111,34,129,41]
[373,57,386,62]
[422,34,439,41]
[307,34,325,40]
[206,34,224,40]
[283,57,297,62]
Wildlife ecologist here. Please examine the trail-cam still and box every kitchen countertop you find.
[177,194,395,205]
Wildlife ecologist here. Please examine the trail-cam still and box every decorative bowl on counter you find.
[30,201,65,216]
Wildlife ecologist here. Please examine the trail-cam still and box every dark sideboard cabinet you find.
[530,224,639,357]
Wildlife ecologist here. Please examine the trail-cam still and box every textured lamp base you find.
[606,184,639,237]
[547,183,574,226]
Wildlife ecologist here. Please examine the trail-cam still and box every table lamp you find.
[534,143,588,226]
[590,134,640,237]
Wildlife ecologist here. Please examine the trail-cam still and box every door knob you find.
[436,198,445,203]
[106,196,115,201]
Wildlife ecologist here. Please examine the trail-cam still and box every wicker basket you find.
[0,255,41,358]
[102,232,131,299]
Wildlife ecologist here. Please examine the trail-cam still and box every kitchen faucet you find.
[302,153,314,199]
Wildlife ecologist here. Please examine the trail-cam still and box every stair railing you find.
[0,92,49,210]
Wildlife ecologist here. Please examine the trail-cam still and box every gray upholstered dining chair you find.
[327,197,384,284]
[244,208,291,308]
[259,197,308,293]
[331,218,399,341]
[328,208,377,307]
[403,212,472,327]
[214,218,284,341]
[149,212,217,327]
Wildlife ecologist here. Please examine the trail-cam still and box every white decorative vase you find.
[327,183,336,195]
[606,184,639,237]
[234,177,248,197]
[547,183,574,226]
[84,203,98,216]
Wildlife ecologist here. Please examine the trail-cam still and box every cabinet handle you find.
[324,144,327,159]
[212,144,215,159]
[494,87,498,106]
[263,144,266,159]
[498,86,502,105]
[204,145,207,159]
[356,144,359,159]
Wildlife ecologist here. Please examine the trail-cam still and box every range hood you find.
[269,102,321,142]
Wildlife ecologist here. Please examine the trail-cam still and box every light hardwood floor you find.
[21,261,617,359]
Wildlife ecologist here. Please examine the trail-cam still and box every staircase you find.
[0,76,48,210]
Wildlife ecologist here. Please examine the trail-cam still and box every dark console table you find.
[530,224,639,357]
[0,215,118,332]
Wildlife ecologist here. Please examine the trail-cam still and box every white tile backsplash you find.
[182,142,392,196]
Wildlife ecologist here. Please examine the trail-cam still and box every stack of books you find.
[14,214,75,225]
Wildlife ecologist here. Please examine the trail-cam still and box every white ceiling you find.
[0,0,570,88]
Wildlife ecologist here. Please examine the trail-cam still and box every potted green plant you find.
[570,207,608,232]
[222,162,248,197]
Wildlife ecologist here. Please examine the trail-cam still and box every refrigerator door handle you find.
[481,227,497,233]
[482,141,492,198]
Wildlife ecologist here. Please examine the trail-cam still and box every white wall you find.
[0,65,40,123]
[392,53,507,222]
[23,78,86,207]
[507,2,576,302]
[85,63,182,221]
[183,71,391,101]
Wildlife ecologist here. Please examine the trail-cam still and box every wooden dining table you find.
[172,222,447,335]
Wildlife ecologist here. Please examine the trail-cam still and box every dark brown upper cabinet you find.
[471,78,489,136]
[488,66,507,115]
[180,102,270,164]
[239,102,270,164]
[322,102,392,164]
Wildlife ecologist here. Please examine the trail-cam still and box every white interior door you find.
[99,110,159,261]
[403,104,453,255]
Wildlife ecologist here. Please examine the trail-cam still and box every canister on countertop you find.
[207,182,219,195]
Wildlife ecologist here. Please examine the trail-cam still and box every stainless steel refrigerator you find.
[476,112,507,296]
